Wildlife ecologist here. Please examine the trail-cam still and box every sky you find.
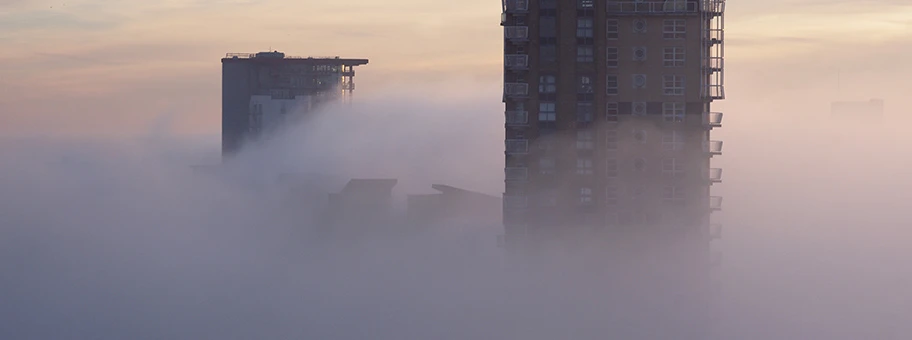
[1,0,911,135]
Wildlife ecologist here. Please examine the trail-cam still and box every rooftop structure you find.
[221,51,368,157]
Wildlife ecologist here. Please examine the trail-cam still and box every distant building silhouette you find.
[220,51,368,157]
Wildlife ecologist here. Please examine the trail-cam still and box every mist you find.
[3,80,912,339]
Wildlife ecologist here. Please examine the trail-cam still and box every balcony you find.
[606,0,700,15]
[504,82,529,98]
[504,26,529,41]
[504,0,529,12]
[505,110,528,126]
[704,140,723,156]
[504,54,529,70]
[709,196,723,211]
[505,139,529,155]
[707,168,723,183]
[709,223,722,239]
[503,195,528,209]
[505,167,528,181]
[704,112,723,128]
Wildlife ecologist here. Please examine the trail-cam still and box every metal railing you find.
[707,168,723,183]
[709,223,722,239]
[504,26,529,40]
[709,196,723,211]
[704,140,723,155]
[606,1,700,14]
[225,53,344,60]
[504,83,530,97]
[505,139,529,154]
[504,0,529,12]
[503,195,528,209]
[505,167,528,181]
[504,54,529,69]
[704,112,723,128]
[505,110,529,126]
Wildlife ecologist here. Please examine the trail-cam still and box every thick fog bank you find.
[3,89,912,339]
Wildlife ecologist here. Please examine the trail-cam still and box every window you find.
[577,102,593,122]
[663,75,685,95]
[662,130,684,151]
[577,158,594,175]
[662,102,685,122]
[578,0,594,8]
[505,139,529,154]
[606,19,619,39]
[577,45,594,62]
[663,19,686,39]
[606,102,619,122]
[663,47,685,67]
[578,75,594,93]
[605,129,618,150]
[576,130,594,149]
[606,75,619,95]
[539,75,556,93]
[606,159,619,177]
[540,17,556,38]
[663,186,685,201]
[539,102,556,121]
[577,18,594,38]
[539,157,556,175]
[540,0,556,9]
[605,185,618,206]
[540,44,557,63]
[606,47,618,67]
[580,187,593,205]
[506,110,528,125]
[662,158,684,175]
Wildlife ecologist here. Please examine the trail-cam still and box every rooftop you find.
[222,51,368,65]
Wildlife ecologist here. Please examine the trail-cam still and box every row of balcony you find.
[502,194,723,211]
[505,82,725,101]
[505,110,722,128]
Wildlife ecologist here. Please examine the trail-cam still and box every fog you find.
[2,82,912,339]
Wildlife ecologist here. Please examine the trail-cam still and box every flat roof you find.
[221,52,368,66]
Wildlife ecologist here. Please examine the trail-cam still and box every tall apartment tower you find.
[221,51,368,157]
[501,0,725,336]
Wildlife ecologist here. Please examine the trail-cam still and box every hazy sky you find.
[1,0,910,135]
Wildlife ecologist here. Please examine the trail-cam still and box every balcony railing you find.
[503,195,528,209]
[504,82,529,97]
[505,139,529,155]
[704,140,723,155]
[707,168,723,183]
[504,54,529,70]
[505,110,528,126]
[709,223,722,239]
[710,196,723,211]
[704,112,723,128]
[505,167,528,181]
[504,26,529,41]
[504,0,529,12]
[606,0,700,14]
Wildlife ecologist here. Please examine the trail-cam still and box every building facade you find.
[221,51,368,157]
[501,0,726,337]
